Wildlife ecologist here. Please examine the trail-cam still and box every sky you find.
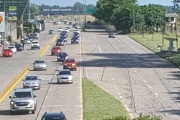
[30,0,173,6]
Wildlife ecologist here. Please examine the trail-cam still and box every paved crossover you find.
[0,23,82,120]
[81,31,180,120]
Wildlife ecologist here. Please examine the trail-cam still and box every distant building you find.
[165,13,178,32]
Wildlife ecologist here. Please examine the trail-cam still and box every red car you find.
[51,46,61,56]
[63,58,77,71]
[2,49,13,57]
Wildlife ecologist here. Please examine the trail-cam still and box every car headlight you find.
[35,64,38,66]
[58,76,60,78]
[68,76,72,79]
[64,64,67,65]
[10,101,14,105]
[57,56,60,58]
[23,82,26,85]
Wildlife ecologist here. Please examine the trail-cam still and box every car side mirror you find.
[33,95,37,98]
[9,96,12,99]
[39,79,41,80]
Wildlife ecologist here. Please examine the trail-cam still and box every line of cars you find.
[2,33,40,57]
[7,26,78,119]
[6,32,48,117]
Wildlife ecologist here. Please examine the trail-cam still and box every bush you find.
[133,113,161,120]
[103,116,128,120]
[103,113,161,120]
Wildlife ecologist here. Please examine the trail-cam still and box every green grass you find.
[82,78,129,120]
[129,33,180,67]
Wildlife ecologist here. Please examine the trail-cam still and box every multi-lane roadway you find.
[0,23,82,120]
[81,31,180,120]
[1,23,180,120]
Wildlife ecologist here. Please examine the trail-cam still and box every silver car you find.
[33,59,47,71]
[9,88,37,114]
[23,75,41,90]
[57,69,73,84]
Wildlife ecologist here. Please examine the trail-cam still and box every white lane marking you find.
[148,85,152,89]
[85,69,89,78]
[134,70,137,72]
[80,35,83,120]
[155,92,158,96]
[94,35,102,53]
[143,79,147,83]
[139,75,142,78]
[99,85,134,119]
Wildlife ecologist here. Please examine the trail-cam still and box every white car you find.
[58,28,63,32]
[8,46,17,53]
[31,40,40,49]
[64,29,70,32]
[73,29,80,33]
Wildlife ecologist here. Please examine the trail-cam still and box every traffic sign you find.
[86,8,96,14]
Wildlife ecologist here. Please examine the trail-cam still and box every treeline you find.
[94,0,167,33]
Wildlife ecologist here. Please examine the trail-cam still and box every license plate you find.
[19,106,25,109]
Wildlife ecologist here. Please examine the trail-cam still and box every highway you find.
[1,23,180,120]
[81,31,180,120]
[0,23,82,120]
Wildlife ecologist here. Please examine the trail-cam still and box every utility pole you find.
[133,8,135,33]
[172,0,180,50]
[28,0,30,19]
[3,2,6,50]
[84,0,87,26]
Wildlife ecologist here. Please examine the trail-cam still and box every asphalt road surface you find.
[0,23,82,120]
[81,31,180,120]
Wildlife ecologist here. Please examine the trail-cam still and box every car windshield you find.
[57,39,63,42]
[25,76,38,80]
[53,47,60,49]
[8,46,15,48]
[49,30,54,32]
[32,42,38,44]
[65,59,75,62]
[35,60,45,63]
[42,116,65,120]
[24,38,29,40]
[13,92,32,98]
[59,53,67,57]
[72,38,78,40]
[59,71,71,75]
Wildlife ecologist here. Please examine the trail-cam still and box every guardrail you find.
[0,66,29,102]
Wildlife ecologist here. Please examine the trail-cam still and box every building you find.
[165,13,178,33]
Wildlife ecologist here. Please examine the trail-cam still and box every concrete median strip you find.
[0,66,29,102]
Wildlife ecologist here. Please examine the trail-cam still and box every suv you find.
[31,40,40,49]
[9,88,37,114]
[63,58,77,71]
[108,32,115,38]
[41,112,67,120]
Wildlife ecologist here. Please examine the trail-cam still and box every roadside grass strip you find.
[129,33,180,67]
[0,66,29,102]
[82,78,129,120]
[39,44,50,57]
